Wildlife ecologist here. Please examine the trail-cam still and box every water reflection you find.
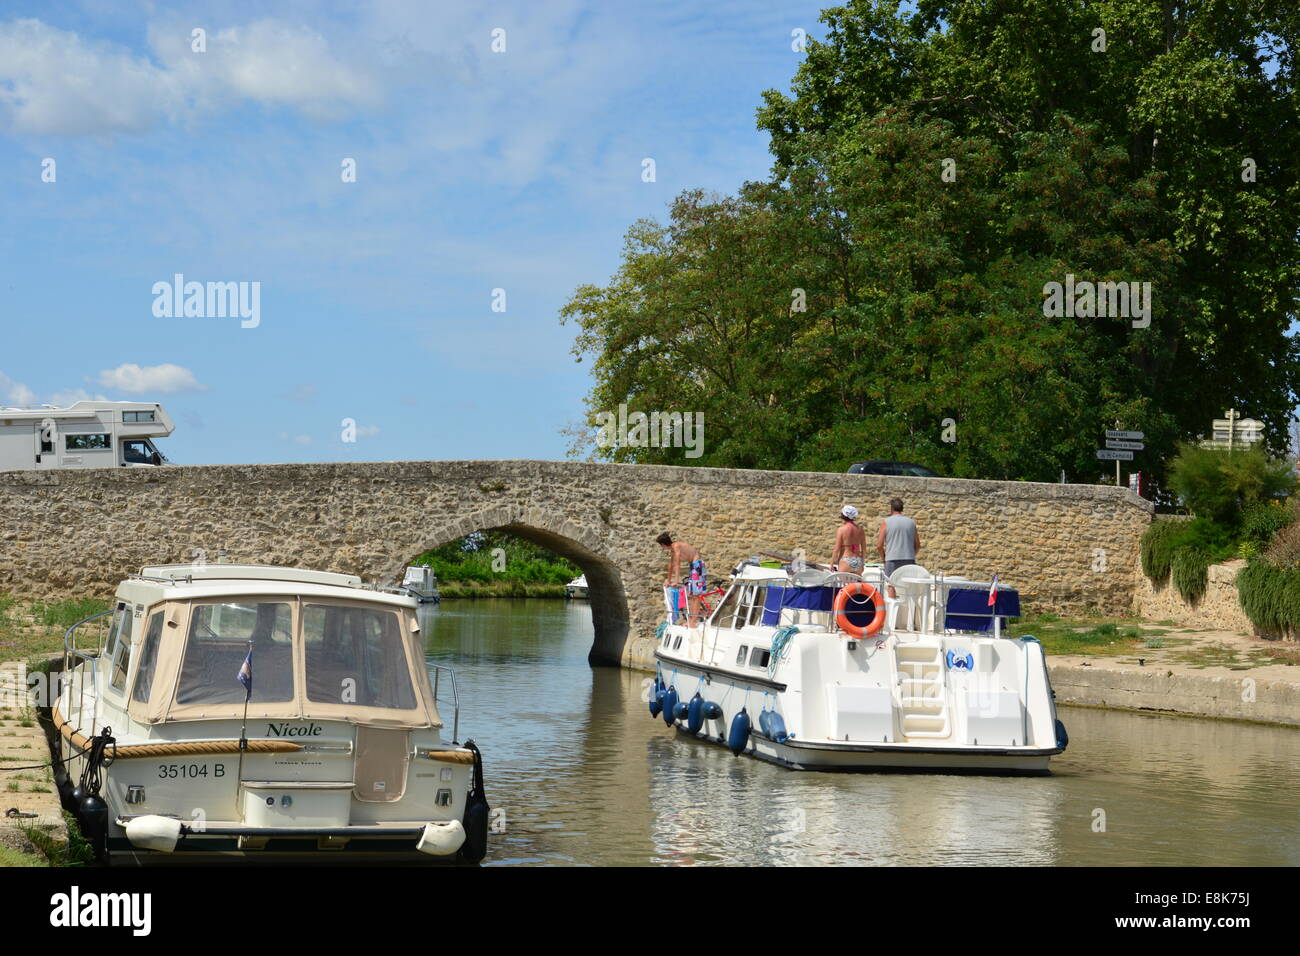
[421,599,1300,866]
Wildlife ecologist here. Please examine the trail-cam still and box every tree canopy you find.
[563,1,1300,485]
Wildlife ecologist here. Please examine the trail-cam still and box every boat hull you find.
[654,640,1062,775]
[672,723,1053,773]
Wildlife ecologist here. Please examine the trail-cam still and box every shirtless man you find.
[830,505,868,574]
[657,531,705,628]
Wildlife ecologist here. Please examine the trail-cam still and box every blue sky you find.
[0,1,827,464]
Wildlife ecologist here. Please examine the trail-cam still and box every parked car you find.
[847,460,938,477]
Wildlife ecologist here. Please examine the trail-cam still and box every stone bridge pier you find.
[0,460,1151,670]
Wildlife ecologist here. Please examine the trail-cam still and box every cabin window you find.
[710,586,743,629]
[673,634,682,650]
[123,440,160,465]
[103,602,128,659]
[749,647,771,669]
[303,605,416,710]
[123,410,156,423]
[735,644,749,666]
[64,433,110,451]
[109,613,135,692]
[741,586,770,628]
[177,602,294,705]
[132,612,165,704]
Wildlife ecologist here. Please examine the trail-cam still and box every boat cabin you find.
[80,564,443,730]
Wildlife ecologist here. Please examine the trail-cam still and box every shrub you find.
[1166,443,1296,526]
[1140,520,1185,584]
[1240,500,1293,549]
[1236,560,1300,634]
[1171,547,1210,603]
[1175,517,1236,562]
[1263,519,1300,570]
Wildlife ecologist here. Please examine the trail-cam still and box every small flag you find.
[237,646,253,700]
[987,573,999,608]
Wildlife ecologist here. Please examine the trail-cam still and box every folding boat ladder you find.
[893,640,951,739]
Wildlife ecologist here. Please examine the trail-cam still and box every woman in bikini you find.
[830,505,867,574]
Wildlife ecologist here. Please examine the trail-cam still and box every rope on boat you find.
[78,726,115,796]
[768,625,799,680]
[52,704,303,759]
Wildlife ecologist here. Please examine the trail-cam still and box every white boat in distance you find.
[401,565,441,603]
[651,559,1067,773]
[565,575,589,600]
[54,564,487,863]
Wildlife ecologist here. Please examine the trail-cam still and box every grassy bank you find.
[439,582,570,599]
[0,596,107,660]
[1009,612,1300,668]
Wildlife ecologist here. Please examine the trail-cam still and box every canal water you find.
[420,599,1300,866]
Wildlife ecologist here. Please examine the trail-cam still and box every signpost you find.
[1097,428,1144,485]
[1201,409,1264,451]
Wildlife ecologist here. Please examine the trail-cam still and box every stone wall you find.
[0,460,1152,668]
[1133,560,1294,641]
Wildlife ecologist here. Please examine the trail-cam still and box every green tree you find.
[564,1,1300,482]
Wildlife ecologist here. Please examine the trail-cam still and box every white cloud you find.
[0,17,380,136]
[49,388,111,405]
[0,371,36,406]
[357,424,381,437]
[95,363,206,394]
[277,431,313,445]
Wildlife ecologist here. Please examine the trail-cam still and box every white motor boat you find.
[53,564,487,863]
[650,559,1067,773]
[401,565,441,604]
[565,575,589,600]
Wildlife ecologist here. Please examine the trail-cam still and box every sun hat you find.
[841,505,859,520]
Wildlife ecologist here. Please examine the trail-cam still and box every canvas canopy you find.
[127,594,442,728]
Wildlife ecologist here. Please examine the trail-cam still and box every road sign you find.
[1096,449,1134,461]
[1105,439,1144,451]
[1105,430,1144,440]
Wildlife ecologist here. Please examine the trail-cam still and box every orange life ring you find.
[833,582,885,637]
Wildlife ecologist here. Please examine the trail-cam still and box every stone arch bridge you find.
[0,461,1151,669]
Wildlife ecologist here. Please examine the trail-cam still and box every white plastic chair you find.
[889,564,934,632]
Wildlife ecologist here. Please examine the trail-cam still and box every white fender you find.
[124,815,183,853]
[416,819,466,856]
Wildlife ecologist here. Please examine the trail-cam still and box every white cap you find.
[841,505,859,520]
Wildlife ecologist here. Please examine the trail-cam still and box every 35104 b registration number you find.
[157,763,225,779]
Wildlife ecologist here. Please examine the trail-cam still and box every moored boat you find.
[565,575,588,599]
[53,563,487,863]
[401,565,441,603]
[650,558,1067,773]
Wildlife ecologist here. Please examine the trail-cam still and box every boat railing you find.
[62,610,113,736]
[428,663,461,745]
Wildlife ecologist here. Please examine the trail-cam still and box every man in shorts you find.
[830,505,867,574]
[657,532,706,628]
[876,497,921,598]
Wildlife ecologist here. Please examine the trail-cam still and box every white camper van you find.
[0,401,174,471]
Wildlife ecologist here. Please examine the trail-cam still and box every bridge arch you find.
[389,504,630,666]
